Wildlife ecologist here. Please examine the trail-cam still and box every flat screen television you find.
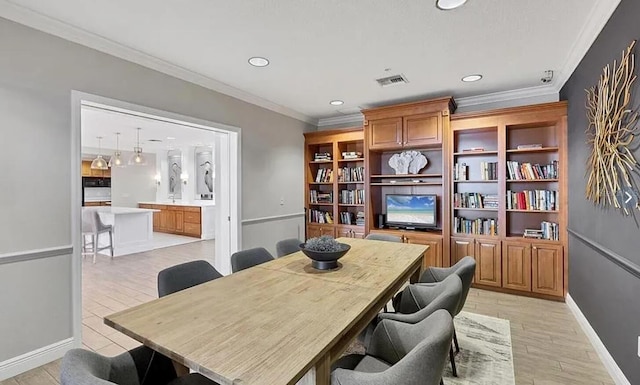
[385,194,437,229]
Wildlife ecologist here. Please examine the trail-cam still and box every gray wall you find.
[0,16,313,364]
[560,0,640,382]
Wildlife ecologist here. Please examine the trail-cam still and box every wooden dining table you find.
[104,237,427,385]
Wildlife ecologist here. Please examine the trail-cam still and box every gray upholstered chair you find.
[60,346,218,385]
[230,247,274,273]
[380,274,462,377]
[158,260,223,297]
[419,256,476,354]
[81,209,114,263]
[331,309,454,385]
[364,233,402,243]
[275,238,302,258]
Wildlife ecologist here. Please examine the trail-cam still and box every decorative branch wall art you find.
[585,40,639,214]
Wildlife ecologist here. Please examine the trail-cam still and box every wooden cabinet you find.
[306,224,335,239]
[532,244,563,297]
[336,226,365,239]
[81,160,111,178]
[475,239,501,287]
[368,118,403,150]
[81,161,92,177]
[403,113,441,147]
[139,204,201,238]
[403,233,442,268]
[451,237,474,265]
[502,241,532,292]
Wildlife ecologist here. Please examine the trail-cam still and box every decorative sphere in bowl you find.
[299,242,351,270]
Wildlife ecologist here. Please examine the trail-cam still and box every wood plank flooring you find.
[1,240,614,385]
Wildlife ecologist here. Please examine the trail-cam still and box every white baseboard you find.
[0,338,77,381]
[566,294,630,385]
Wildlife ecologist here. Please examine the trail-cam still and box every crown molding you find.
[456,84,559,109]
[553,0,622,92]
[0,0,317,125]
[317,113,364,128]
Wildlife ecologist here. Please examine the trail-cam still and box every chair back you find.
[231,247,274,273]
[364,233,402,242]
[61,349,138,385]
[275,238,302,258]
[158,260,223,297]
[398,274,463,318]
[451,256,476,315]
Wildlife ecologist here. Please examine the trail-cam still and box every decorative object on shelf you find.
[180,173,189,185]
[195,147,214,200]
[108,132,125,168]
[388,150,428,175]
[299,235,350,270]
[167,149,182,199]
[585,40,639,214]
[90,136,109,170]
[128,128,147,166]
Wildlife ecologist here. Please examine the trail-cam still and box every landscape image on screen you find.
[386,195,435,225]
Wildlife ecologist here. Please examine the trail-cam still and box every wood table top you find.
[104,238,427,385]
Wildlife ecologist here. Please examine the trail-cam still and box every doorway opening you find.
[71,92,240,351]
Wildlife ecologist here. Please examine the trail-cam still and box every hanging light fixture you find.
[90,136,109,170]
[108,132,125,168]
[128,127,147,165]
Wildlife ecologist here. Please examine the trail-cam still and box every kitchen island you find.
[138,201,215,240]
[83,206,159,257]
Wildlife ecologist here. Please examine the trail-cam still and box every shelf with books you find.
[338,204,365,207]
[506,189,558,211]
[370,173,443,179]
[506,179,558,183]
[337,158,365,163]
[309,160,333,164]
[370,182,443,186]
[454,207,498,212]
[506,147,559,153]
[453,180,498,183]
[453,216,498,237]
[309,182,333,185]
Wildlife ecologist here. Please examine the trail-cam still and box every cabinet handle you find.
[532,246,537,250]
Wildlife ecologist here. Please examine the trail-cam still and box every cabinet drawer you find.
[183,206,201,213]
[184,211,201,224]
[138,204,153,209]
[168,205,184,211]
[184,222,201,236]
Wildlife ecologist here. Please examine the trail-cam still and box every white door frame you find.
[70,90,242,346]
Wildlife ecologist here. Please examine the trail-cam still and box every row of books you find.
[342,151,362,159]
[309,209,333,224]
[523,221,559,240]
[338,166,365,182]
[315,168,333,183]
[339,189,365,205]
[453,163,468,181]
[507,161,558,180]
[453,193,499,209]
[453,217,498,236]
[309,190,332,204]
[506,190,558,211]
[340,211,365,226]
[314,152,331,161]
[479,161,498,181]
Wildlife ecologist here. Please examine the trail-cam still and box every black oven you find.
[82,177,111,188]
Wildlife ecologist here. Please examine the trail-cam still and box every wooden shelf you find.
[338,204,364,207]
[452,233,499,238]
[370,182,442,186]
[506,235,561,244]
[453,150,498,156]
[309,202,333,206]
[338,181,365,184]
[507,209,559,213]
[338,158,365,162]
[453,180,498,183]
[308,182,333,185]
[506,147,559,153]
[453,207,498,212]
[506,179,558,183]
[370,174,443,178]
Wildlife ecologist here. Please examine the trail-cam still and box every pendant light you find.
[90,136,109,170]
[128,127,147,166]
[108,132,125,168]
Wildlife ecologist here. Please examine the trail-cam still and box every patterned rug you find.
[344,311,515,385]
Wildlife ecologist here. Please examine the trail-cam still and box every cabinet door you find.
[404,234,442,268]
[502,242,532,292]
[152,212,160,231]
[165,211,177,232]
[319,225,336,238]
[532,244,563,297]
[90,167,104,177]
[176,211,184,232]
[368,118,403,150]
[336,227,352,238]
[103,167,111,178]
[403,113,441,147]
[451,237,474,265]
[81,161,92,177]
[475,239,502,287]
[306,225,322,239]
[351,228,366,239]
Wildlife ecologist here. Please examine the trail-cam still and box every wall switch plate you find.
[280,197,284,205]
[637,336,640,358]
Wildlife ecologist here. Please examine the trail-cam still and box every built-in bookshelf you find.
[450,101,567,298]
[304,128,365,239]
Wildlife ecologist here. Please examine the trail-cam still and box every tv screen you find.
[386,194,437,228]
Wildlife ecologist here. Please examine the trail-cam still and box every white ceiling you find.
[3,0,618,122]
[81,106,216,153]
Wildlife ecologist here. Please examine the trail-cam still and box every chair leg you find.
[449,344,458,377]
[440,378,445,385]
[92,234,97,264]
[109,230,114,259]
[453,328,460,353]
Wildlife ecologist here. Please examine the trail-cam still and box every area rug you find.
[443,311,515,385]
[344,311,515,385]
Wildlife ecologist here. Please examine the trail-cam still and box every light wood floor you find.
[1,241,613,385]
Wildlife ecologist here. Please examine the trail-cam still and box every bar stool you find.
[81,210,114,263]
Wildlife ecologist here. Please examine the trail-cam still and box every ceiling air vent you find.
[375,74,409,87]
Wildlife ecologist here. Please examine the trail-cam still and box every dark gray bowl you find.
[299,243,351,270]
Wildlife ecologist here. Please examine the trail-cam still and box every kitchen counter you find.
[90,207,160,214]
[138,201,215,207]
[138,202,216,240]
[83,206,157,256]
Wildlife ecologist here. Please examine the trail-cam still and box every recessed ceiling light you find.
[462,74,483,82]
[166,136,176,140]
[329,100,345,106]
[248,57,270,67]
[436,0,468,10]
